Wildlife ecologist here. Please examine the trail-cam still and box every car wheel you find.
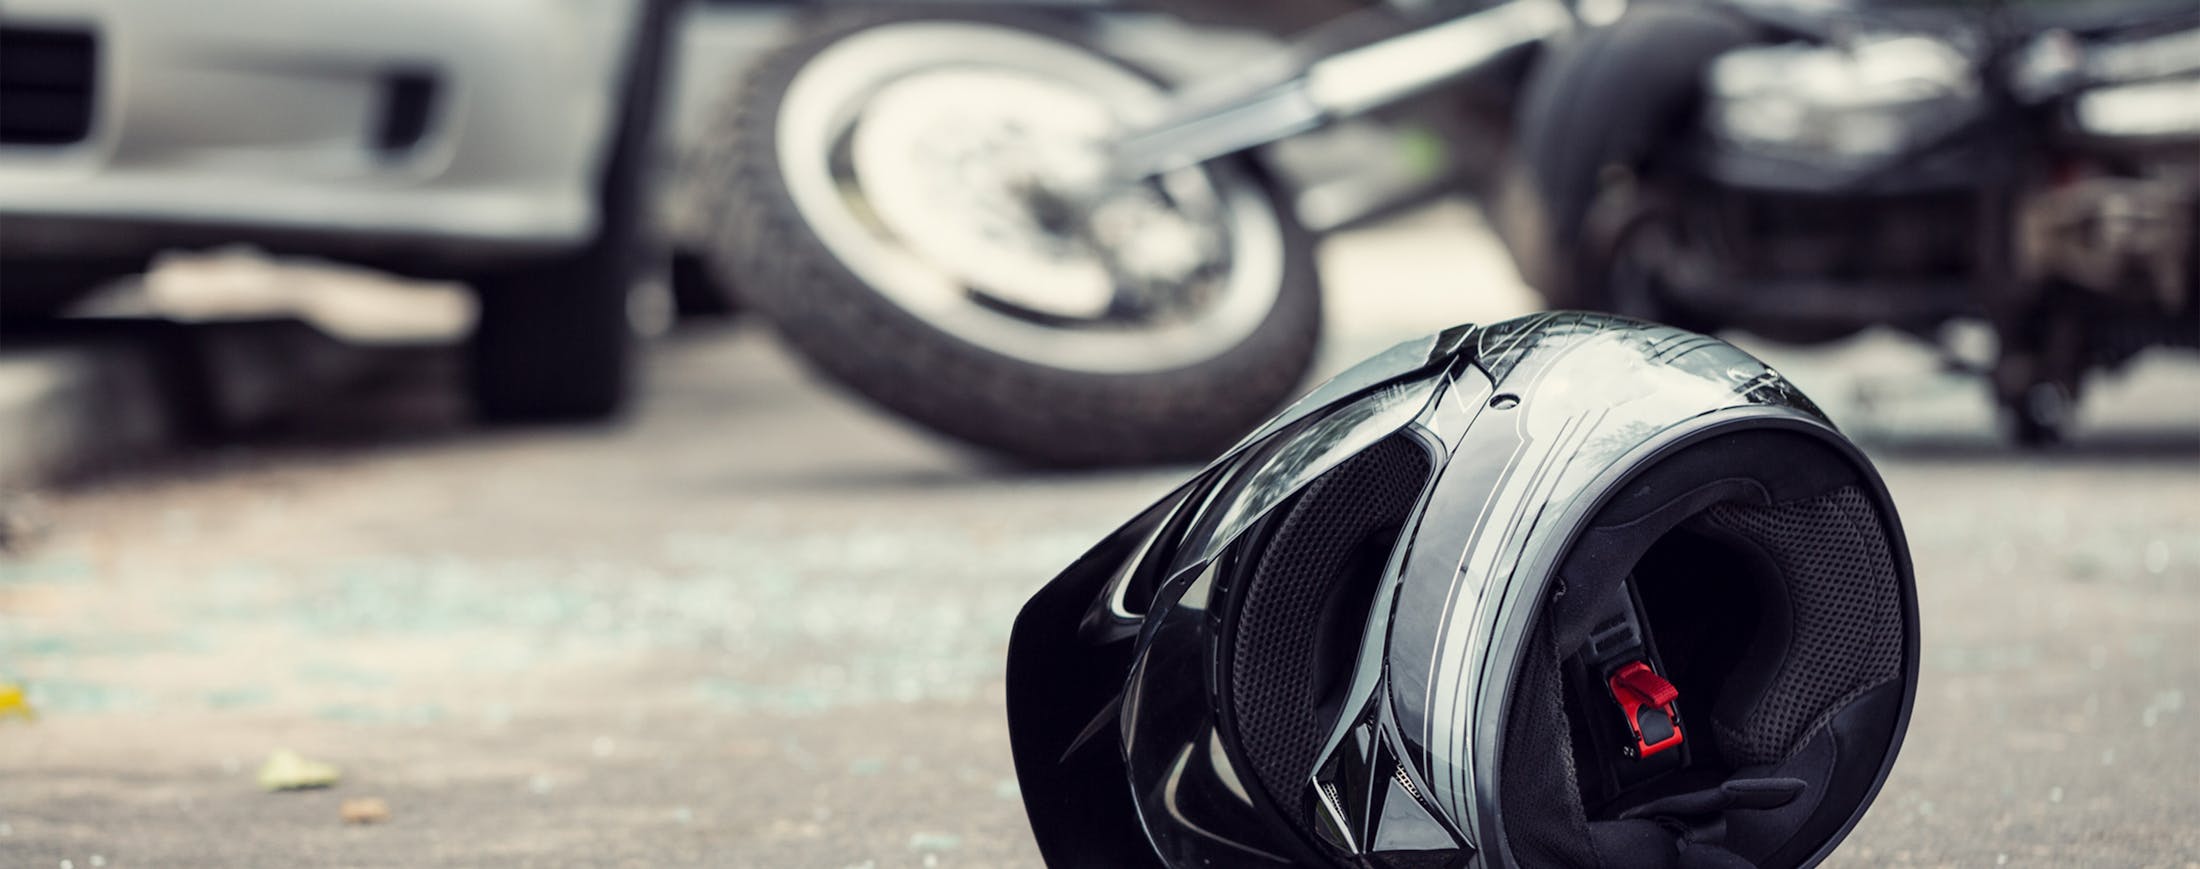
[468,255,635,423]
[465,0,679,423]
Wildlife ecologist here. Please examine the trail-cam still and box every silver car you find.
[0,0,682,421]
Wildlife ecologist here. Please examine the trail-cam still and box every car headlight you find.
[1706,34,1981,162]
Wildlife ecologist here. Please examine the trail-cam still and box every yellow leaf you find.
[0,683,34,722]
[258,749,341,791]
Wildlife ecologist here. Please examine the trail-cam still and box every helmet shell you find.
[1006,313,1917,869]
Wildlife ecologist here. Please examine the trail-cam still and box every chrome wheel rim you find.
[775,21,1288,374]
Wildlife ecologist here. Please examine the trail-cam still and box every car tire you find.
[465,0,680,424]
[468,256,635,423]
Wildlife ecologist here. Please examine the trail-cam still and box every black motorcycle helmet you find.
[1006,313,1917,868]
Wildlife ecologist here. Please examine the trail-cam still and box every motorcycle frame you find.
[1103,0,1577,181]
[1601,0,2197,437]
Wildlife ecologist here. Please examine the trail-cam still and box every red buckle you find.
[1607,660,1684,758]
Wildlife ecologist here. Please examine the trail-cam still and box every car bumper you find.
[0,0,638,260]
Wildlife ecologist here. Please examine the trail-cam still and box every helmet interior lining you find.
[1222,434,1434,835]
[1502,429,1910,869]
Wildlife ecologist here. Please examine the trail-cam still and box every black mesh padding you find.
[1501,625,1599,869]
[1702,486,1904,765]
[1497,452,1907,869]
[1228,436,1431,826]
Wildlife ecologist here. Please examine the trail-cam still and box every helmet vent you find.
[1395,764,1424,802]
[1226,435,1430,829]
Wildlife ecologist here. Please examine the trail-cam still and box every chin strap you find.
[1623,776,1806,822]
[1594,778,1808,869]
[1608,660,1685,759]
[1565,575,1690,803]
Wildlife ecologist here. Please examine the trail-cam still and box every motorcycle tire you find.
[692,9,1321,468]
[1496,3,1754,329]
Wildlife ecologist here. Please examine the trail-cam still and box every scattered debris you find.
[257,749,340,791]
[339,797,391,824]
[0,683,34,722]
[76,246,478,345]
[908,831,962,851]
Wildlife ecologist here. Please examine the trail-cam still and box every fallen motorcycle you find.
[688,0,1578,465]
[1496,0,2200,444]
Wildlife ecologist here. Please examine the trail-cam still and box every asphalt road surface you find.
[3,206,2196,868]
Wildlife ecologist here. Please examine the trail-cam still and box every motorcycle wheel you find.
[694,10,1321,467]
[1497,3,1752,329]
